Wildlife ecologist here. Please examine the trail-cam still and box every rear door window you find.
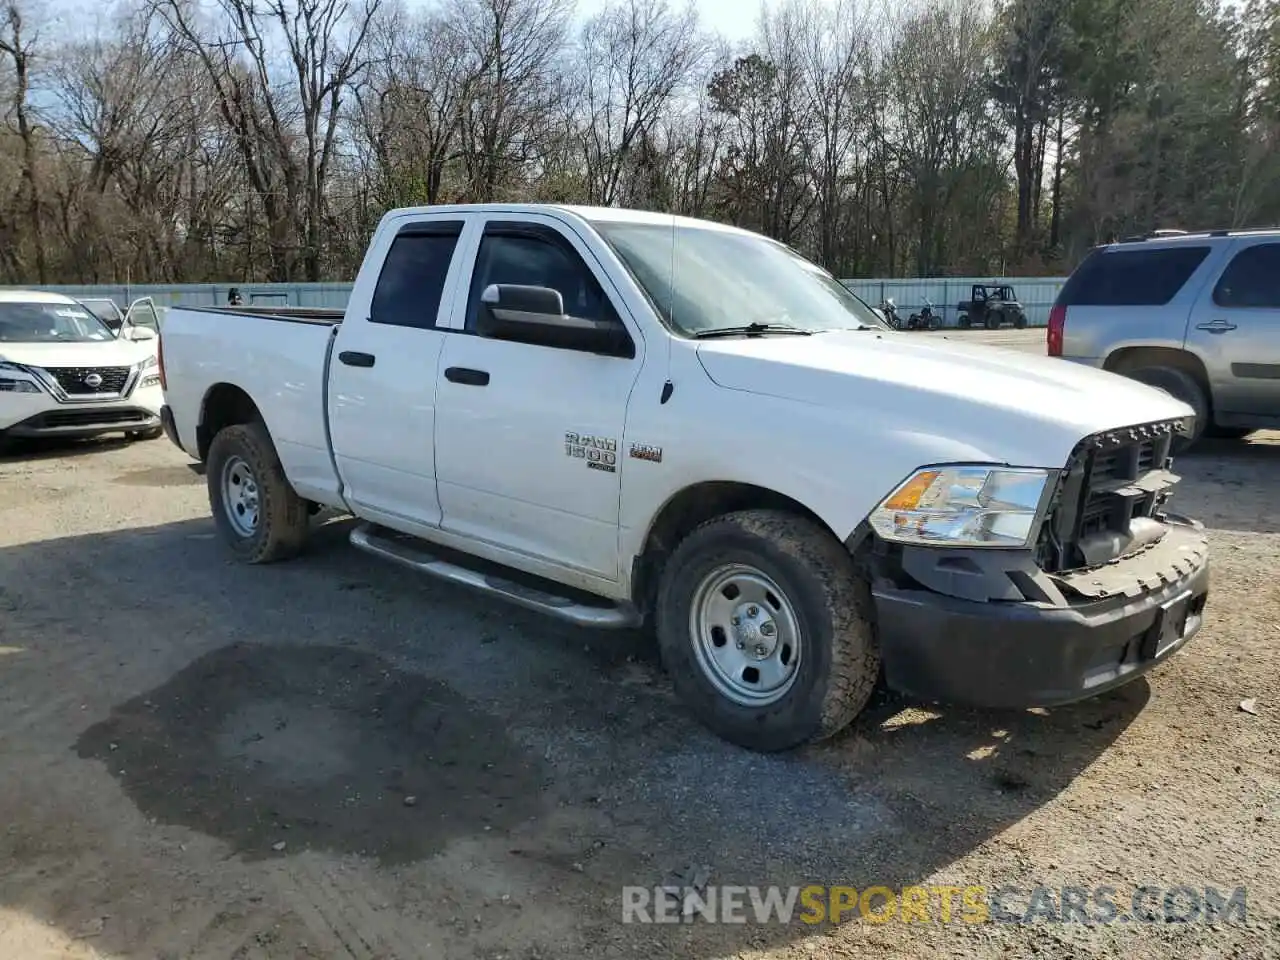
[369,221,464,329]
[1059,246,1211,306]
[1213,243,1280,309]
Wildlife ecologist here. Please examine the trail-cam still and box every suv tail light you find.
[1047,304,1066,356]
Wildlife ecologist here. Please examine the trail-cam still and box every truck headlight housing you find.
[869,466,1054,548]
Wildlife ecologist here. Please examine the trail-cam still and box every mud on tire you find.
[206,420,310,563]
[655,509,881,752]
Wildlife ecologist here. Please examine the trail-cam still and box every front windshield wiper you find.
[693,322,814,339]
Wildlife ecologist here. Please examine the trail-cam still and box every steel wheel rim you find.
[221,455,260,538]
[689,563,803,707]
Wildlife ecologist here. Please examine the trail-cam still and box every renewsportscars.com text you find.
[621,884,1249,926]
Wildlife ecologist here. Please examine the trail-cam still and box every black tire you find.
[128,426,165,441]
[1125,366,1208,450]
[926,314,941,331]
[1013,313,1028,329]
[984,310,1001,330]
[957,314,971,329]
[655,509,881,752]
[206,420,310,563]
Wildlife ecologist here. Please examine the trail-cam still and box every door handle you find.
[338,351,376,367]
[1195,320,1238,334]
[445,366,490,386]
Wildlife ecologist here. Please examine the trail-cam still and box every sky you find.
[38,0,788,46]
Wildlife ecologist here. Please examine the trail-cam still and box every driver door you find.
[433,214,643,582]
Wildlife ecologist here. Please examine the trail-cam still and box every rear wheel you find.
[207,420,310,563]
[655,509,880,752]
[1125,366,1208,450]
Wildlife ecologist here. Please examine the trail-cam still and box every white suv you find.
[0,290,164,446]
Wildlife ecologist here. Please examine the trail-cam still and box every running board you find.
[349,523,641,629]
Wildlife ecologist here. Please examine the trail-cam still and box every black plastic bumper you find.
[7,408,160,439]
[873,523,1210,708]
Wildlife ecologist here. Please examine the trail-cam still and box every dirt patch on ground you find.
[75,643,549,864]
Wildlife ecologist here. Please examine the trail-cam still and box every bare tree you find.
[0,0,45,282]
[448,0,571,201]
[575,0,705,206]
[887,0,995,275]
[152,0,382,280]
[355,2,474,207]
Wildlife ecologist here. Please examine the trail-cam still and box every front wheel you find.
[655,510,881,752]
[206,420,310,563]
[984,311,1001,330]
[957,314,971,329]
[926,314,941,330]
[1013,314,1028,329]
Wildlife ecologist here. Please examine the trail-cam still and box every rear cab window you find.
[1058,245,1212,306]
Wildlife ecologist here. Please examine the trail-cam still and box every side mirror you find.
[476,284,632,357]
[122,325,157,342]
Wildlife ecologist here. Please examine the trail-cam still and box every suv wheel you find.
[1126,366,1207,450]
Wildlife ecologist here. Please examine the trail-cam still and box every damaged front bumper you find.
[871,517,1210,708]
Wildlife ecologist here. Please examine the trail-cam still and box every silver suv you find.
[1048,229,1280,447]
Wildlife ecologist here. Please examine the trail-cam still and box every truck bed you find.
[160,304,344,507]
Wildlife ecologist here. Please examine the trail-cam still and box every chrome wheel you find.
[689,563,802,707]
[220,455,260,538]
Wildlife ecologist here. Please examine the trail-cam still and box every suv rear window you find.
[1059,246,1211,306]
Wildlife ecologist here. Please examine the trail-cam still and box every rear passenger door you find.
[1188,239,1280,418]
[327,215,471,528]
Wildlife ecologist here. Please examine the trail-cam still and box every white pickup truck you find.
[160,204,1211,752]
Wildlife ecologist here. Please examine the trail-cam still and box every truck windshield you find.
[0,302,116,343]
[593,221,887,336]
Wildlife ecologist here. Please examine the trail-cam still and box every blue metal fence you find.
[12,276,1067,328]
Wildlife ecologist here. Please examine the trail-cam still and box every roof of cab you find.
[380,203,751,235]
[0,289,78,304]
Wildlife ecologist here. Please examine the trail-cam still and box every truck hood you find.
[0,338,155,369]
[695,330,1195,467]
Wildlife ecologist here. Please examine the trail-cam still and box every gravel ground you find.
[0,330,1277,959]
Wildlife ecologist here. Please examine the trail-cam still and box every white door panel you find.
[327,216,473,524]
[433,215,642,580]
[435,335,634,577]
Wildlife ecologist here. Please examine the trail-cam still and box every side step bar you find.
[349,523,641,629]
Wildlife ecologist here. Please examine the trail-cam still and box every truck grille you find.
[46,366,132,395]
[1037,420,1181,573]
